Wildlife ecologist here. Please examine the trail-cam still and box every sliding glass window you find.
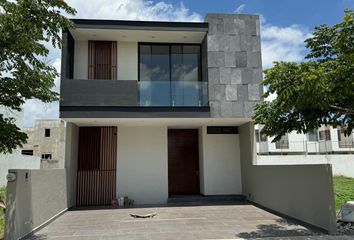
[139,44,206,107]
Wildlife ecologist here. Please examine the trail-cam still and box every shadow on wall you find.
[237,219,321,239]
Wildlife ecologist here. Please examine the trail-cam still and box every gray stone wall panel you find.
[205,14,263,118]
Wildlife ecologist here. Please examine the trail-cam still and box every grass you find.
[333,175,354,211]
[0,186,5,240]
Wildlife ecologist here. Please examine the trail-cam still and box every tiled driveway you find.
[28,203,320,240]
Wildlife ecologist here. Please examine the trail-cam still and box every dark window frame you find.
[138,42,203,82]
[45,128,51,137]
[21,150,34,156]
[41,153,52,160]
[319,129,331,141]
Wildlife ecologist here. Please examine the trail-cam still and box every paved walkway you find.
[28,204,322,239]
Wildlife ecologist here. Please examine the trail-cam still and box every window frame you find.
[138,42,203,83]
[307,130,319,142]
[41,153,52,160]
[45,128,51,137]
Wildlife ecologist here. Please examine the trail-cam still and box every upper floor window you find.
[45,128,50,137]
[255,129,267,142]
[22,150,34,156]
[139,44,201,82]
[307,130,318,142]
[41,153,52,160]
[139,43,206,107]
[88,41,117,80]
[337,128,354,148]
[275,133,289,149]
[319,129,331,141]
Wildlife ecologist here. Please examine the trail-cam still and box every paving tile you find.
[28,204,324,240]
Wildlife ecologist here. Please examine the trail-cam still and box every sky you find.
[22,0,354,127]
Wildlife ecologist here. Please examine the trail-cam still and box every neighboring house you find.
[0,107,40,186]
[22,120,66,169]
[255,124,354,178]
[61,14,263,206]
[255,124,354,155]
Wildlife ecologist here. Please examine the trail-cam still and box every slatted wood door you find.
[168,129,200,195]
[76,127,117,206]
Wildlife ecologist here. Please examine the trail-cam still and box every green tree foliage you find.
[254,9,354,141]
[0,0,75,153]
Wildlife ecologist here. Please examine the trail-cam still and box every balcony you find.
[60,78,210,118]
[139,81,208,107]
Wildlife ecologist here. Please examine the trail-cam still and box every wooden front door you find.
[76,127,117,206]
[168,129,200,195]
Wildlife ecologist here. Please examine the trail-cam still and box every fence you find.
[257,140,354,155]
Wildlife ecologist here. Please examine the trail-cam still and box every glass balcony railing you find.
[138,81,208,107]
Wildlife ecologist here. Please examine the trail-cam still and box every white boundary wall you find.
[256,155,354,178]
[240,122,337,234]
[5,169,67,240]
[0,153,40,186]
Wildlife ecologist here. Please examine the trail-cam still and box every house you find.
[5,14,338,240]
[0,107,40,186]
[60,14,263,206]
[255,124,354,155]
[22,120,66,169]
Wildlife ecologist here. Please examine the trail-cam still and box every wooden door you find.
[168,129,200,195]
[76,127,117,206]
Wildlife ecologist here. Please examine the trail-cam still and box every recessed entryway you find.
[168,129,200,195]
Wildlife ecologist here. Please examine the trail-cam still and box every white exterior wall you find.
[116,126,168,204]
[5,169,67,240]
[73,40,88,79]
[0,154,40,186]
[200,126,242,195]
[117,42,138,80]
[115,125,242,203]
[73,40,138,81]
[256,154,354,178]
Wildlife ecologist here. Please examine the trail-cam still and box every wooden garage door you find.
[168,129,200,195]
[76,127,117,206]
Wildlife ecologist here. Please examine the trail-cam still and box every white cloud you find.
[23,100,59,127]
[67,0,202,22]
[260,16,311,69]
[234,4,246,14]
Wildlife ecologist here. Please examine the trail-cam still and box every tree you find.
[0,0,75,153]
[253,9,354,141]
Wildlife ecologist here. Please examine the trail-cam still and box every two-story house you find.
[5,14,337,238]
[60,14,263,207]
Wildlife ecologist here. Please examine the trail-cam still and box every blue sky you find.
[173,0,354,27]
[22,0,354,126]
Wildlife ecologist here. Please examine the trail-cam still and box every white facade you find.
[116,125,242,204]
[74,40,138,81]
[116,126,168,204]
[199,126,242,195]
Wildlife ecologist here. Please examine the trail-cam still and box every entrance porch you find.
[69,121,244,206]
